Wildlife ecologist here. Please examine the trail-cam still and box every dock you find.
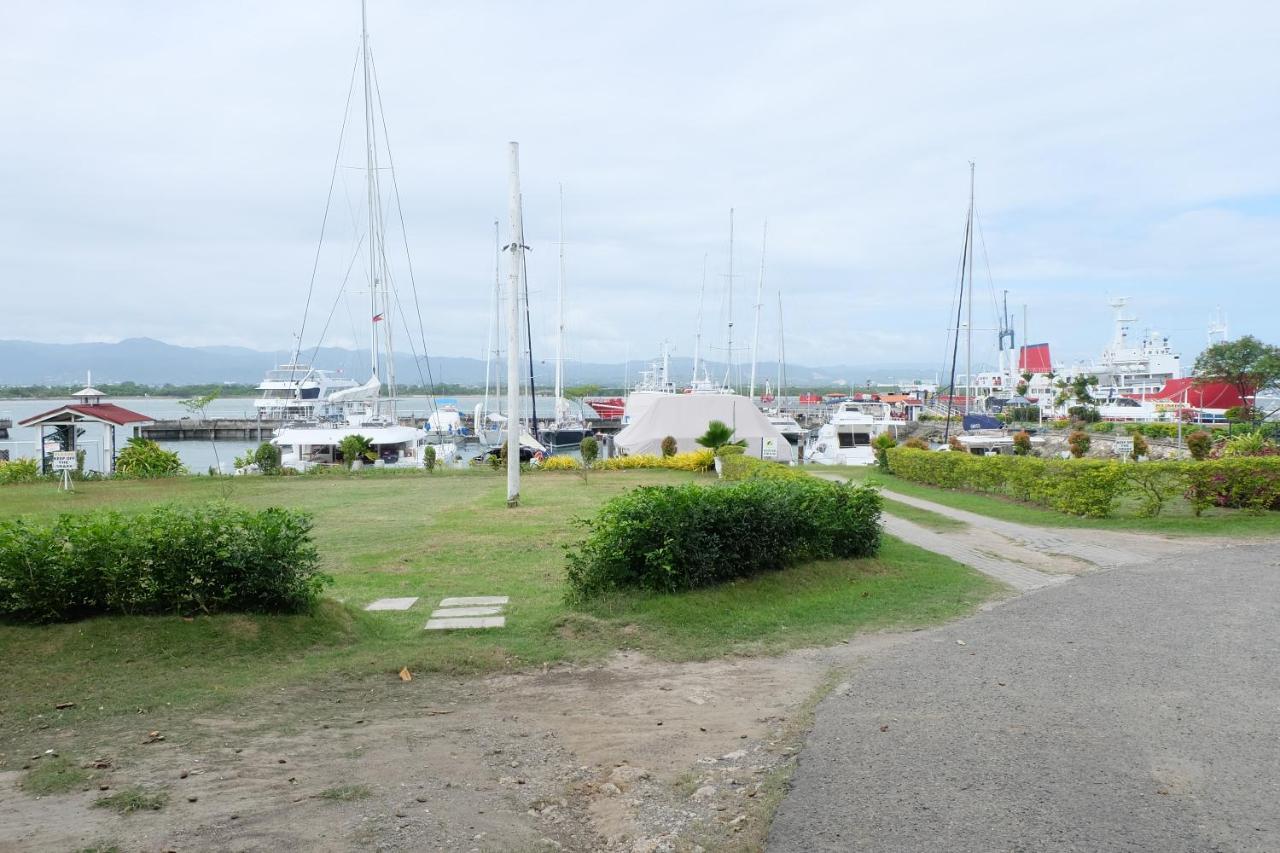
[143,419,280,442]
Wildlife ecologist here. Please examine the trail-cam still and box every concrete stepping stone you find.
[438,596,509,607]
[425,616,506,630]
[364,597,420,611]
[429,606,502,618]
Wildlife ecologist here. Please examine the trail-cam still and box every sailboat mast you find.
[749,220,767,399]
[554,184,566,423]
[776,291,786,405]
[361,0,379,385]
[506,143,524,506]
[692,253,707,383]
[965,161,975,416]
[484,219,499,417]
[520,193,538,433]
[724,208,735,390]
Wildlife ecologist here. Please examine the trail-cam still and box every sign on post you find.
[762,437,779,460]
[1114,437,1135,458]
[51,451,77,471]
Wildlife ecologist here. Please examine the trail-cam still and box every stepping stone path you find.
[363,597,420,611]
[425,596,509,630]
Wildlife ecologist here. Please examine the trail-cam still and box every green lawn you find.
[0,469,999,754]
[879,496,968,532]
[826,465,1280,536]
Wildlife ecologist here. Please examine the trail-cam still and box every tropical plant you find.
[1130,433,1149,461]
[695,420,747,452]
[1220,431,1277,458]
[579,436,600,466]
[253,442,282,474]
[660,435,678,458]
[424,445,437,472]
[0,458,39,484]
[115,437,184,478]
[1068,430,1091,458]
[1013,430,1032,456]
[871,432,897,470]
[1186,430,1212,461]
[337,434,376,468]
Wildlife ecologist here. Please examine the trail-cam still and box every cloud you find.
[1,0,1277,375]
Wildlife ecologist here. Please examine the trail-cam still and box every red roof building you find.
[1148,378,1245,411]
[19,393,154,475]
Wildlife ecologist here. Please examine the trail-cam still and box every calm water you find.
[0,395,588,473]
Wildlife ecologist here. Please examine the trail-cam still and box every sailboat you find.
[538,185,589,450]
[273,1,437,470]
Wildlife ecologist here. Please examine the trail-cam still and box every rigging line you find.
[974,211,1002,340]
[294,46,362,384]
[369,49,440,424]
[306,235,367,373]
[939,212,968,394]
[944,209,973,442]
[518,200,539,429]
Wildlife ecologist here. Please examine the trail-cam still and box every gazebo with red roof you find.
[18,373,154,475]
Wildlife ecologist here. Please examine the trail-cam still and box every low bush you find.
[1068,430,1091,458]
[660,436,678,458]
[1186,430,1212,461]
[720,455,807,481]
[254,441,282,474]
[594,450,715,473]
[579,436,600,466]
[565,477,881,599]
[1012,431,1032,456]
[0,458,39,484]
[903,436,930,451]
[1088,421,1116,433]
[1068,406,1101,423]
[1131,433,1149,460]
[1184,457,1280,514]
[1005,405,1041,423]
[539,455,581,471]
[0,502,328,623]
[115,438,184,478]
[872,433,897,471]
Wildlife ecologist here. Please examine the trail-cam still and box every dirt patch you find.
[0,636,910,852]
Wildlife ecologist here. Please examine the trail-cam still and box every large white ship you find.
[253,362,358,421]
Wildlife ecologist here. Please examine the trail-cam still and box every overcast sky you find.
[2,1,1277,374]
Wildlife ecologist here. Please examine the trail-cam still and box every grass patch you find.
[317,784,372,802]
[92,786,167,814]
[0,469,998,756]
[21,755,89,795]
[879,497,968,532]
[829,466,1280,536]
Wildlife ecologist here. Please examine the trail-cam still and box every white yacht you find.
[805,401,899,466]
[253,363,358,421]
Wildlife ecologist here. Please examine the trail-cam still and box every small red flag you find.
[372,313,384,323]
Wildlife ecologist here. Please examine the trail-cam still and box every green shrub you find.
[1050,419,1071,430]
[660,436,678,458]
[1183,457,1280,514]
[0,502,328,623]
[115,438,184,478]
[1186,430,1212,460]
[1068,406,1100,423]
[253,441,282,474]
[424,445,437,472]
[1141,423,1178,440]
[337,434,376,468]
[696,420,747,452]
[1088,421,1116,433]
[0,458,39,484]
[1012,431,1032,456]
[1005,405,1040,422]
[579,436,599,466]
[720,455,808,481]
[1131,433,1149,460]
[903,437,929,451]
[871,432,897,471]
[1068,430,1091,458]
[1122,462,1183,517]
[565,478,881,599]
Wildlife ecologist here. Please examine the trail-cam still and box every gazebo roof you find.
[72,386,106,399]
[20,403,154,428]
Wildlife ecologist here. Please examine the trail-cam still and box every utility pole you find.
[505,142,524,507]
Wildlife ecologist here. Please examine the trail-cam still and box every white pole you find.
[724,208,735,390]
[693,253,707,383]
[965,162,975,416]
[555,183,566,423]
[506,142,524,507]
[749,220,767,400]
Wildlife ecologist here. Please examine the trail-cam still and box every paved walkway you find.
[880,513,1068,592]
[770,539,1280,852]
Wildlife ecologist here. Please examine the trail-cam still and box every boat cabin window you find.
[838,432,872,448]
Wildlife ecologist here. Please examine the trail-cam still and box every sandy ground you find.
[0,635,913,853]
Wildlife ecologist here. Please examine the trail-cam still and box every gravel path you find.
[769,539,1280,852]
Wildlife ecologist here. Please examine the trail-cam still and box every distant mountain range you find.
[0,337,941,388]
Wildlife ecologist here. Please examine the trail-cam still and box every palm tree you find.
[695,420,747,451]
[337,434,377,468]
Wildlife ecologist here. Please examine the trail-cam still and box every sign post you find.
[1114,437,1134,461]
[762,437,778,460]
[51,450,76,491]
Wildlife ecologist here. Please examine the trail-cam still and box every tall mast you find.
[749,219,768,399]
[776,291,786,405]
[484,218,499,417]
[554,183,566,423]
[692,253,707,383]
[361,0,380,389]
[724,208,735,390]
[505,143,524,507]
[943,167,973,443]
[965,162,975,415]
[520,192,538,433]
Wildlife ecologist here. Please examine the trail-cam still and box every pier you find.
[143,419,279,442]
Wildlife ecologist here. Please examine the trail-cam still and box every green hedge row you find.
[885,448,1280,517]
[565,477,882,599]
[0,502,328,623]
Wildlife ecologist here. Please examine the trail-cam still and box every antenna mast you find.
[749,220,768,399]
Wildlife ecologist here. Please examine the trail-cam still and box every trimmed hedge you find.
[886,448,1280,517]
[565,477,882,599]
[0,502,328,623]
[0,459,39,484]
[594,450,715,472]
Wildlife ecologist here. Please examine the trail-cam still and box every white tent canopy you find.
[613,394,795,463]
